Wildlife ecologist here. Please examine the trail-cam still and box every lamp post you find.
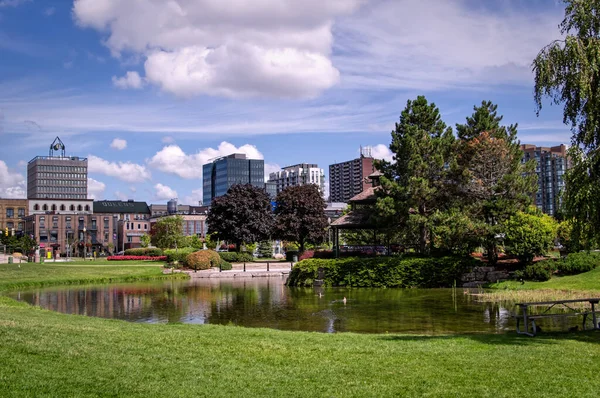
[83,227,87,259]
[11,227,14,236]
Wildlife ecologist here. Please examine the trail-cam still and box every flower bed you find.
[107,256,167,261]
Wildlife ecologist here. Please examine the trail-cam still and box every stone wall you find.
[461,267,511,287]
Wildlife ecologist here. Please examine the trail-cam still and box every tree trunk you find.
[419,222,427,254]
[299,239,305,253]
[486,242,498,266]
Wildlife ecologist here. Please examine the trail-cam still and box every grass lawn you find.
[490,266,600,292]
[0,262,184,292]
[1,296,600,397]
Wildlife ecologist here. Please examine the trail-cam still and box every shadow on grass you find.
[378,330,600,346]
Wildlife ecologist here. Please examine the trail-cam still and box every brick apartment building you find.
[0,198,27,233]
[329,147,377,203]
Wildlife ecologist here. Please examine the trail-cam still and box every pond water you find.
[6,277,517,334]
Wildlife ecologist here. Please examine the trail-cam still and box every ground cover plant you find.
[490,265,600,293]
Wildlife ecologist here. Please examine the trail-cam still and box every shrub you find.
[124,248,164,257]
[556,252,600,275]
[515,261,556,282]
[218,252,254,263]
[107,256,167,261]
[164,247,198,266]
[503,211,558,262]
[186,250,222,270]
[286,255,478,288]
[220,260,232,270]
[299,250,314,261]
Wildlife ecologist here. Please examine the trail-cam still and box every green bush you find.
[218,252,254,263]
[220,260,232,270]
[286,255,478,288]
[164,247,198,266]
[515,261,557,282]
[186,250,222,270]
[556,252,600,275]
[124,248,164,257]
[503,210,558,262]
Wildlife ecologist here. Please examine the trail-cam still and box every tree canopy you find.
[273,184,328,252]
[207,184,273,250]
[150,215,185,249]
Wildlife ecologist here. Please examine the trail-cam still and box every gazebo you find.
[330,171,389,257]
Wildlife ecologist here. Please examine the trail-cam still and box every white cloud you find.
[0,0,30,7]
[0,160,25,198]
[154,183,177,201]
[72,0,361,98]
[44,6,55,16]
[183,189,203,206]
[88,155,151,182]
[161,136,175,144]
[114,191,129,201]
[264,163,281,182]
[110,138,127,150]
[334,1,563,91]
[370,144,394,162]
[87,177,106,200]
[148,141,263,179]
[112,71,144,90]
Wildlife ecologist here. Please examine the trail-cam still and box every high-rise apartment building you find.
[329,147,377,203]
[202,153,264,206]
[27,137,87,200]
[521,144,570,216]
[268,163,325,195]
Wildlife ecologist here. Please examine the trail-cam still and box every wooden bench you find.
[515,298,600,337]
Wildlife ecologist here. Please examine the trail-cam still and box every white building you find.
[268,163,325,194]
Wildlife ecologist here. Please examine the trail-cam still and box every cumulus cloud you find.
[183,189,203,206]
[161,136,175,144]
[112,71,144,89]
[264,163,281,182]
[110,138,127,150]
[154,183,178,201]
[0,160,25,198]
[370,144,394,162]
[148,141,263,179]
[88,155,151,182]
[87,177,106,200]
[114,191,129,201]
[72,0,361,98]
[0,0,31,7]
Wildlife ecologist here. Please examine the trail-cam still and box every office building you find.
[149,199,208,239]
[202,153,264,206]
[268,163,325,195]
[27,137,87,200]
[521,144,571,216]
[0,198,27,233]
[329,147,377,203]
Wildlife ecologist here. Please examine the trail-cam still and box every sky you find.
[0,0,572,204]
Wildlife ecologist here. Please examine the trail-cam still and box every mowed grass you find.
[0,262,184,292]
[490,266,600,293]
[0,297,599,398]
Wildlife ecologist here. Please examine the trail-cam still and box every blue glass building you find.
[202,154,265,206]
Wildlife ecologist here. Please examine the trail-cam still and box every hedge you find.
[218,252,254,263]
[124,248,164,257]
[164,247,198,266]
[186,250,222,270]
[108,256,167,261]
[556,252,600,275]
[286,255,478,288]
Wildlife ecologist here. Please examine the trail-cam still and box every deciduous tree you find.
[273,185,328,252]
[150,215,185,249]
[207,184,273,251]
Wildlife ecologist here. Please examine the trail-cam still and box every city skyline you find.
[0,1,573,203]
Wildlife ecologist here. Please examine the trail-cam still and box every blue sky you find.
[0,0,571,204]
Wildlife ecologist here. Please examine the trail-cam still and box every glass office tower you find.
[202,154,264,206]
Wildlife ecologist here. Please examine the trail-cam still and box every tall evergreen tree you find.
[376,96,455,253]
[453,102,537,263]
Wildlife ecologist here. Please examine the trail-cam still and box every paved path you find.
[182,262,294,279]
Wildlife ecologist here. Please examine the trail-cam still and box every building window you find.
[70,205,75,211]
[43,204,48,211]
[52,216,58,228]
[39,216,45,228]
[7,222,14,229]
[85,205,90,211]
[60,205,65,211]
[138,224,141,230]
[18,222,23,231]
[34,204,40,211]
[6,208,14,218]
[18,208,25,217]
[127,236,133,243]
[51,204,57,211]
[104,218,109,229]
[77,205,82,211]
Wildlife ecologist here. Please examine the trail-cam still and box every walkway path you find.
[183,262,293,279]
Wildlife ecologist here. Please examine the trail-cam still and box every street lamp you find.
[83,227,87,259]
[11,227,14,236]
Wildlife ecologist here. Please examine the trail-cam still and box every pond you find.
[6,277,517,334]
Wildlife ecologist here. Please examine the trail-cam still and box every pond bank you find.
[178,261,293,279]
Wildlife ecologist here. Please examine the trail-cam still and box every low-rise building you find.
[0,198,27,233]
[93,200,151,252]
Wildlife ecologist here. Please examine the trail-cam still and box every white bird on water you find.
[343,297,347,305]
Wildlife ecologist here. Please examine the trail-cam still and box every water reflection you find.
[7,278,516,334]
